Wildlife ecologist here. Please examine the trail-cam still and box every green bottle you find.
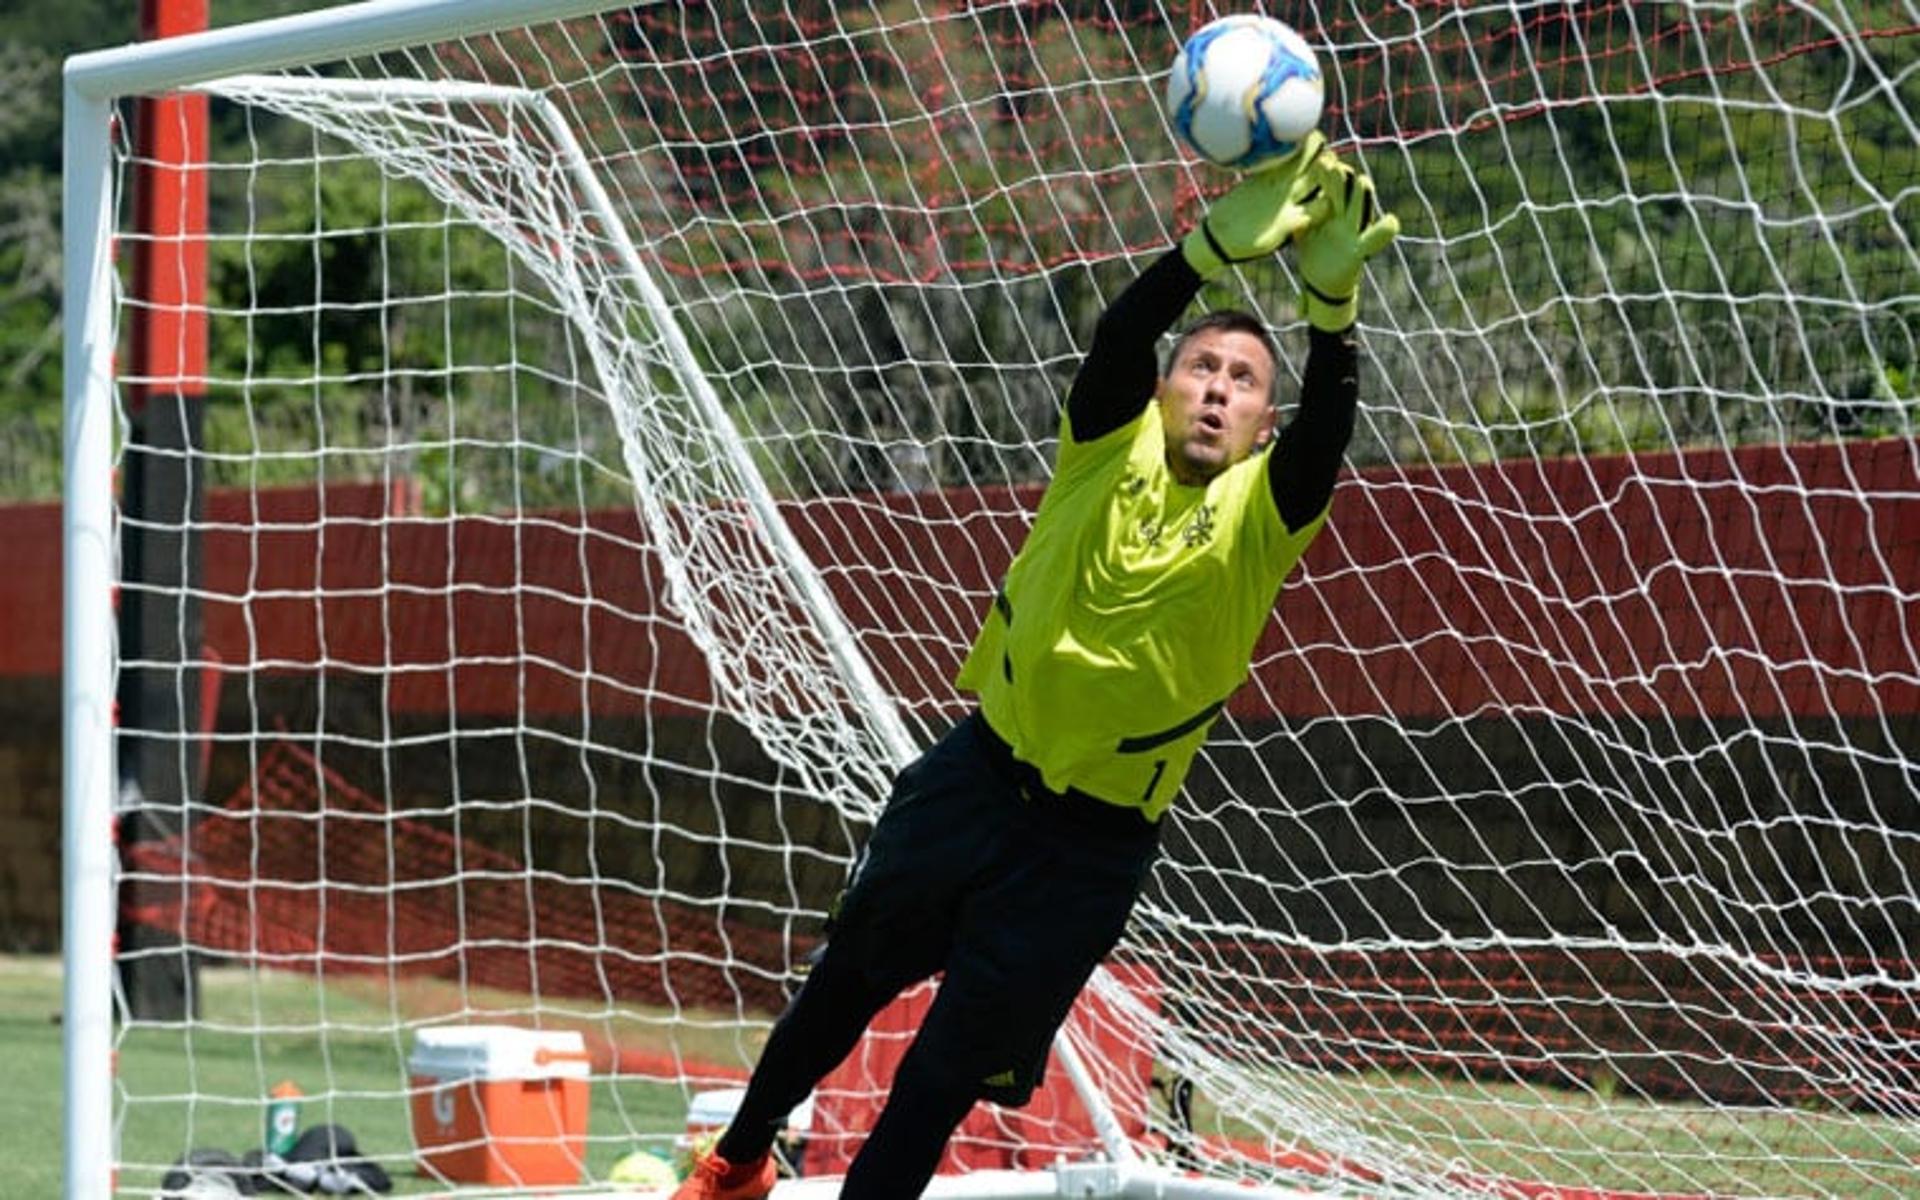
[265,1081,301,1157]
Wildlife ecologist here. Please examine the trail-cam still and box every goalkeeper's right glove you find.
[1293,156,1400,331]
[1179,131,1328,280]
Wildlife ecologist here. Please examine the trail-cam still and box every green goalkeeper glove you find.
[1294,157,1400,331]
[1179,131,1328,280]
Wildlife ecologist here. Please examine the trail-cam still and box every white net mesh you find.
[100,1,1918,1196]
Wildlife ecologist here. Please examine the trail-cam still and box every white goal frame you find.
[65,14,651,1198]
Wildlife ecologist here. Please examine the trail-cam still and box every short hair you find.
[1165,310,1283,407]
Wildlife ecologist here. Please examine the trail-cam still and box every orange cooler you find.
[408,1026,591,1186]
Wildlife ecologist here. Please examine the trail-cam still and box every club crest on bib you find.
[1183,504,1217,547]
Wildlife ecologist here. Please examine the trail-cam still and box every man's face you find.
[1157,328,1278,487]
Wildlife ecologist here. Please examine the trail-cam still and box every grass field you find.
[1196,1067,1920,1197]
[7,955,729,1197]
[17,954,1920,1197]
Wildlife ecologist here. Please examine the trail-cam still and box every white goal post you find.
[65,1,1919,1199]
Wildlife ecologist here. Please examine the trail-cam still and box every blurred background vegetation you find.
[2,0,318,500]
[9,1,1916,506]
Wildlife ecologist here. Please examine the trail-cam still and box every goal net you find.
[69,1,1918,1197]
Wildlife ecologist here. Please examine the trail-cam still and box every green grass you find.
[7,958,66,1195]
[18,955,1920,1197]
[1185,1063,1920,1197]
[9,956,725,1196]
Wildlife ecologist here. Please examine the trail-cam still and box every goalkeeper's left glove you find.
[1179,132,1329,280]
[1293,157,1401,331]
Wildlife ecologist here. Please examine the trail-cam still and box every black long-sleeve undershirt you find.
[1063,248,1359,533]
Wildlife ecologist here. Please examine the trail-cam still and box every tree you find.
[0,29,96,499]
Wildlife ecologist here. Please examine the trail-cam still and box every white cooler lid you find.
[409,1025,591,1082]
[683,1087,814,1132]
[684,1086,745,1128]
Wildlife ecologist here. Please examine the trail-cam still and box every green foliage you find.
[0,30,78,500]
[9,3,1917,502]
[196,133,634,515]
[0,170,63,498]
[631,0,1176,494]
[0,0,344,500]
[1341,37,1918,462]
[648,0,1918,490]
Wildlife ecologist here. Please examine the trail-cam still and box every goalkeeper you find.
[675,135,1398,1200]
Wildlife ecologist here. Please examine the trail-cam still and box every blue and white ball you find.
[1166,15,1324,171]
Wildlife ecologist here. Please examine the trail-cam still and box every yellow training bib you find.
[955,404,1327,818]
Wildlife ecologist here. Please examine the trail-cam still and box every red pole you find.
[130,0,209,404]
[119,0,210,1024]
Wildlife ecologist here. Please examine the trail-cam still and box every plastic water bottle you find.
[265,1080,302,1158]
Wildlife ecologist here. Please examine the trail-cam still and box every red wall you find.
[7,438,1915,721]
[1267,437,1920,719]
[0,500,60,676]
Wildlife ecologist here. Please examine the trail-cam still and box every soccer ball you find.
[1166,15,1324,171]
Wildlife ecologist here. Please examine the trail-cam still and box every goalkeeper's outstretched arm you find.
[1267,328,1358,533]
[1268,154,1400,531]
[1066,135,1328,443]
[1064,249,1204,443]
[1064,252,1364,533]
[1065,140,1396,539]
[1065,253,1359,535]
